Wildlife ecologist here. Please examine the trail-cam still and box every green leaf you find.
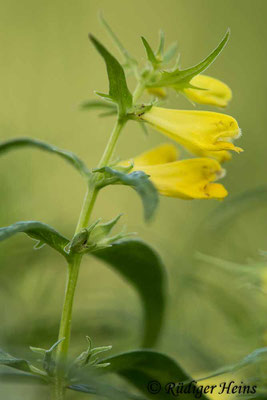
[96,167,159,221]
[0,221,70,261]
[93,239,166,347]
[101,350,209,400]
[0,371,44,385]
[195,347,267,383]
[0,349,33,373]
[0,137,89,178]
[149,30,230,89]
[156,30,165,58]
[141,37,158,68]
[81,99,117,112]
[89,35,132,116]
[69,381,143,399]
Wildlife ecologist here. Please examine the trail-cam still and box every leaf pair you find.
[0,221,165,347]
[0,137,159,221]
[0,347,209,400]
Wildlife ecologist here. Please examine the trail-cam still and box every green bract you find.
[90,35,133,116]
[146,30,230,90]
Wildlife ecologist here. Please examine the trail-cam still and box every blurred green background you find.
[1,0,267,398]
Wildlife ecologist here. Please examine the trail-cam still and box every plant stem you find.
[52,256,82,400]
[98,117,126,168]
[52,117,126,399]
[133,81,146,104]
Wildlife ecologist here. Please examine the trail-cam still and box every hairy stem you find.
[52,117,126,399]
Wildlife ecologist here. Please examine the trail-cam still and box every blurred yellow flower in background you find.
[122,144,228,199]
[147,87,167,99]
[184,75,232,107]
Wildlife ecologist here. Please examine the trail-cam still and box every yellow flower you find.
[131,143,178,166]
[147,87,167,99]
[122,144,228,200]
[140,106,242,155]
[184,75,232,107]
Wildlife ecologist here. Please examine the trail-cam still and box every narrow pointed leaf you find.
[195,347,267,383]
[156,30,165,58]
[0,137,89,177]
[141,37,158,67]
[93,239,166,347]
[0,349,33,373]
[81,99,117,113]
[150,30,230,89]
[90,35,132,116]
[0,371,44,385]
[69,381,143,400]
[0,221,70,260]
[100,350,209,400]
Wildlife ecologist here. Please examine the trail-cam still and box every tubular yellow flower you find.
[184,75,232,107]
[140,106,243,154]
[122,145,228,200]
[131,143,178,166]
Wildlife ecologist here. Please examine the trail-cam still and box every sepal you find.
[66,215,133,254]
[73,337,112,369]
[30,338,65,376]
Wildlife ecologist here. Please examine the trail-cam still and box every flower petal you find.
[121,143,179,168]
[138,158,228,200]
[191,148,232,163]
[141,107,242,154]
[184,75,232,107]
[133,143,178,167]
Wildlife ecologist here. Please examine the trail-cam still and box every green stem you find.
[52,256,82,400]
[98,117,126,168]
[52,117,126,399]
[132,81,146,104]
